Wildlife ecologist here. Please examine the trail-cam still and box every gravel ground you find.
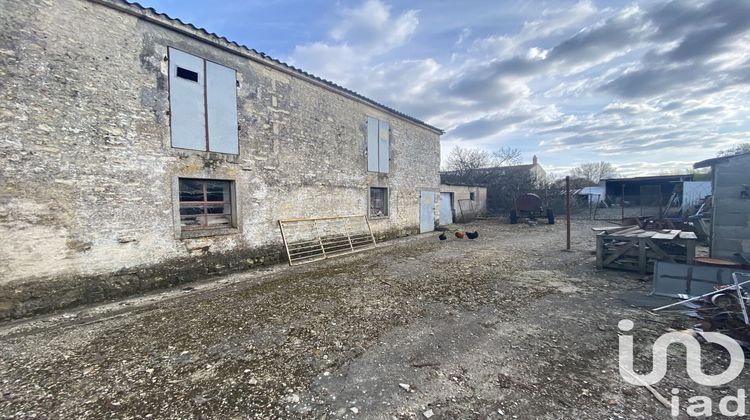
[0,219,747,419]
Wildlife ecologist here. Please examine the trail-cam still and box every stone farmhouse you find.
[0,0,443,319]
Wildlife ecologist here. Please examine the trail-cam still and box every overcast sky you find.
[139,0,750,177]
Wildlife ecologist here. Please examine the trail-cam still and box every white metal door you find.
[420,191,435,233]
[439,192,453,225]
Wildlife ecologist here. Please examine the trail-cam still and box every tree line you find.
[442,143,749,214]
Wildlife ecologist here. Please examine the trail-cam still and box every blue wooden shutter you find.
[367,117,379,172]
[378,120,389,173]
[206,61,239,154]
[168,48,206,151]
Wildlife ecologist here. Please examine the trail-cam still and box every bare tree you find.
[570,162,618,184]
[444,146,493,175]
[493,147,522,166]
[717,143,750,157]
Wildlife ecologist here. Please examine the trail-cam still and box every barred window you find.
[179,179,233,229]
[369,187,388,217]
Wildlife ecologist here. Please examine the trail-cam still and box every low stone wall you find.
[0,244,283,321]
[0,225,421,320]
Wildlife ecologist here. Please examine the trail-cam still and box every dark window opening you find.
[469,192,476,201]
[176,66,199,82]
[179,179,233,229]
[369,187,388,217]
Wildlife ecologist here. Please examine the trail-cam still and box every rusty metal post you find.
[566,176,571,250]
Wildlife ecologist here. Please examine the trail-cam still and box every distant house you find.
[490,155,547,185]
[440,156,546,213]
[440,155,546,185]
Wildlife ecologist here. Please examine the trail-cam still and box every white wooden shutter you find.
[169,48,206,151]
[367,117,379,172]
[378,120,389,173]
[206,61,239,154]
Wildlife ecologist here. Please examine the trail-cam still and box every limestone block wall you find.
[439,185,488,216]
[0,0,441,318]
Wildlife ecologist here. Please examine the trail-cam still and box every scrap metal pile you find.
[654,273,750,347]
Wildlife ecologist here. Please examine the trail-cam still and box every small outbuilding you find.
[439,184,488,224]
[694,153,750,262]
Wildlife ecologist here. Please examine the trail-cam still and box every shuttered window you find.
[169,47,239,154]
[366,117,390,173]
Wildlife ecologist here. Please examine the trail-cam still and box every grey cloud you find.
[660,101,683,111]
[442,6,646,105]
[599,0,750,100]
[599,64,704,98]
[639,0,750,63]
[289,0,750,173]
[447,113,533,140]
[546,14,644,65]
[550,134,601,146]
[681,106,725,117]
[668,23,746,62]
[647,0,710,41]
[538,121,629,136]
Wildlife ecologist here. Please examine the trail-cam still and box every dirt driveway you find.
[1,219,746,419]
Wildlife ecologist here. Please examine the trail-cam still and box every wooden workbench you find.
[595,226,697,275]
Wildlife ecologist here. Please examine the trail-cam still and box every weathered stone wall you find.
[439,185,488,216]
[0,0,441,319]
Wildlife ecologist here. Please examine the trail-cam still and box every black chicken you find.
[438,232,447,240]
[466,231,479,240]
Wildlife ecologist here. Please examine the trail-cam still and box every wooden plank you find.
[592,226,629,234]
[686,239,696,265]
[645,239,678,263]
[652,231,679,240]
[603,226,645,239]
[603,241,636,265]
[637,231,657,238]
[638,238,647,275]
[596,234,604,269]
[679,231,698,240]
[615,226,641,235]
[592,226,622,231]
[694,256,742,267]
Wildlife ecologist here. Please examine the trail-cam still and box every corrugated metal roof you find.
[603,174,693,182]
[694,152,750,169]
[89,0,444,134]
